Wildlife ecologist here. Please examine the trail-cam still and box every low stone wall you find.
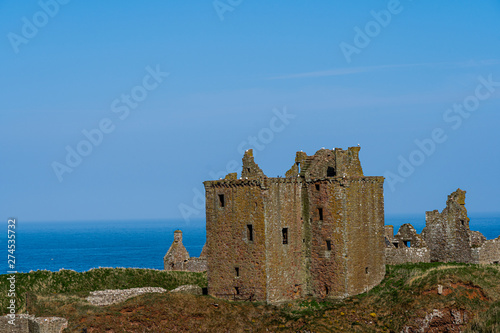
[34,317,68,333]
[0,314,32,333]
[471,236,500,264]
[0,315,67,333]
[185,257,207,272]
[385,247,430,265]
[86,287,167,306]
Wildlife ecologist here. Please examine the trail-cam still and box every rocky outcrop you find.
[401,308,469,333]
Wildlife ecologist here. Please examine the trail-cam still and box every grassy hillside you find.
[0,268,206,314]
[1,263,499,332]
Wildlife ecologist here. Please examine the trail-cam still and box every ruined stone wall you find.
[343,177,385,296]
[184,258,207,272]
[205,180,267,301]
[263,178,304,303]
[0,315,31,333]
[384,223,430,265]
[33,317,68,333]
[471,236,500,264]
[391,224,428,249]
[0,315,67,333]
[422,189,473,263]
[164,231,207,273]
[303,147,363,179]
[385,225,394,240]
[469,230,487,248]
[385,248,430,265]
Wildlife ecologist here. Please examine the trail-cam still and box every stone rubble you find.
[86,287,167,306]
[170,284,203,295]
[0,314,68,333]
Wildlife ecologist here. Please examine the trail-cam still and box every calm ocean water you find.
[1,214,499,274]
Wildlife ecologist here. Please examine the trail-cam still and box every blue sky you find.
[1,0,499,224]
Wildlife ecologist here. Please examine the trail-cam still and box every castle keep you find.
[204,147,385,303]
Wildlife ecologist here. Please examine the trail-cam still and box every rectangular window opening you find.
[393,242,399,248]
[235,287,240,295]
[282,228,288,244]
[404,241,411,248]
[247,224,253,241]
[315,184,320,191]
[218,194,225,207]
[365,267,369,274]
[318,208,323,221]
[235,267,239,277]
[326,240,332,251]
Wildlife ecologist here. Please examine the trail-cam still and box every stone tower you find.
[204,147,385,303]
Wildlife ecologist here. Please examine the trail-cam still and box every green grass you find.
[276,262,500,332]
[465,301,500,333]
[2,263,499,332]
[0,268,207,315]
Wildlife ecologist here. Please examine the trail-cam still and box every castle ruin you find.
[163,230,207,273]
[163,149,500,304]
[385,188,500,265]
[203,147,385,303]
[385,223,430,265]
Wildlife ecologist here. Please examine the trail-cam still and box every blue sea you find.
[1,214,499,275]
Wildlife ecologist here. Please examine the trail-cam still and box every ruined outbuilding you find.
[164,230,207,272]
[422,189,473,263]
[421,188,500,264]
[204,147,385,303]
[384,189,500,265]
[472,236,500,264]
[385,223,430,265]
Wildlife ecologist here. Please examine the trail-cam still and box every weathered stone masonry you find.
[0,314,67,333]
[164,230,207,272]
[385,223,430,265]
[421,188,500,265]
[384,188,500,265]
[422,189,473,263]
[204,147,385,303]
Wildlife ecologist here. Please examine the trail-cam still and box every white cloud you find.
[267,59,500,80]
